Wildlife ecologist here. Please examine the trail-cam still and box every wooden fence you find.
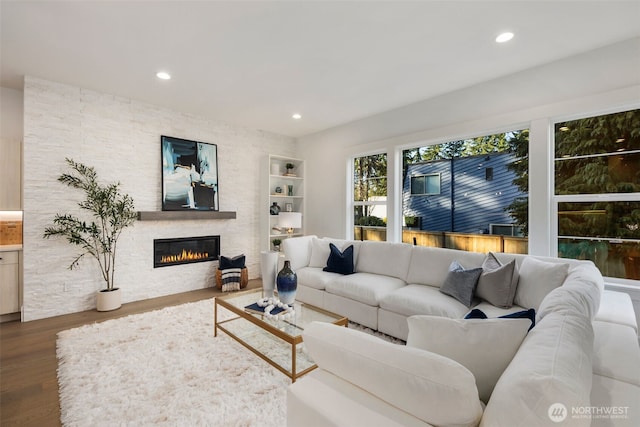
[354,226,528,254]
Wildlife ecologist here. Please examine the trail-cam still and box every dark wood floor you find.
[0,280,261,427]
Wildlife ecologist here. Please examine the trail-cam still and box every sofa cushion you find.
[323,243,355,275]
[481,312,594,427]
[325,272,405,306]
[303,322,483,427]
[407,315,530,404]
[592,320,640,386]
[596,290,637,332]
[296,267,343,291]
[287,370,433,427]
[439,261,483,308]
[514,257,569,311]
[407,246,485,287]
[590,374,640,427]
[475,252,519,308]
[356,241,413,281]
[380,284,474,319]
[309,237,333,268]
[283,235,315,271]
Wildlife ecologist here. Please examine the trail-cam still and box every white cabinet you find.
[261,155,304,252]
[0,138,22,210]
[0,250,20,315]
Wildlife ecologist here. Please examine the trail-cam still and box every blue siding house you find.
[403,152,524,234]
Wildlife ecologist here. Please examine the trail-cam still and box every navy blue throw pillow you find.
[323,243,355,275]
[500,308,536,330]
[464,308,488,319]
[465,308,536,331]
[219,254,246,270]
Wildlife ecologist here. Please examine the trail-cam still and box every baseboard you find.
[1,312,20,323]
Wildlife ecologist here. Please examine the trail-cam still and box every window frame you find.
[551,108,640,285]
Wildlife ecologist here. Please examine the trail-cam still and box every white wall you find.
[298,38,640,245]
[0,87,24,210]
[1,87,23,140]
[22,76,295,321]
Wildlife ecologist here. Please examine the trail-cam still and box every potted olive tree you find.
[44,158,137,311]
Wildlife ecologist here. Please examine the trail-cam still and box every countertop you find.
[0,245,23,252]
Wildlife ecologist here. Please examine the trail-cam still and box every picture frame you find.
[161,135,219,211]
[285,203,293,212]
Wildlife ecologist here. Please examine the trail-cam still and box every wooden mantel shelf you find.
[137,211,236,221]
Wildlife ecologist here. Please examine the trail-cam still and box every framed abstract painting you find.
[161,135,219,211]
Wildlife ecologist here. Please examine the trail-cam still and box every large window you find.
[402,129,529,253]
[554,109,640,280]
[353,153,387,241]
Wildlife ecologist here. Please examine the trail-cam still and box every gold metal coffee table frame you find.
[214,289,348,382]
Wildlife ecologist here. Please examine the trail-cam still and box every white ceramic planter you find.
[260,251,279,298]
[97,288,122,312]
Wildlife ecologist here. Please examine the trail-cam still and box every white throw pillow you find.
[303,322,483,427]
[309,237,332,268]
[514,257,569,311]
[407,315,530,403]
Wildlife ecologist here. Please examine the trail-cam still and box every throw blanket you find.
[221,268,242,292]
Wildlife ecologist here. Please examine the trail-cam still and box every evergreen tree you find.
[503,130,530,235]
[555,109,640,240]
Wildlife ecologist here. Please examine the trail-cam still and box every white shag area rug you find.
[57,297,402,426]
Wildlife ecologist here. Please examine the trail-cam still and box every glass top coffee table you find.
[214,289,348,382]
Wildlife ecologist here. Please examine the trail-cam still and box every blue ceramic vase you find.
[276,260,297,305]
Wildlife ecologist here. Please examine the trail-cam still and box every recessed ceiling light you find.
[495,32,514,43]
[156,71,171,80]
[292,113,302,120]
[559,126,570,132]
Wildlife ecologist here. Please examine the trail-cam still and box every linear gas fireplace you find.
[154,235,220,268]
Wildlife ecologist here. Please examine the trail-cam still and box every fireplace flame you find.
[160,249,209,264]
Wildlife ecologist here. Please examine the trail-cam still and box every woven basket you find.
[215,267,248,291]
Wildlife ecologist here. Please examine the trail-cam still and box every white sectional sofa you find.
[285,235,640,427]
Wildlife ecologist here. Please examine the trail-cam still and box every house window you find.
[485,167,494,181]
[410,174,440,195]
[353,153,387,241]
[554,108,640,281]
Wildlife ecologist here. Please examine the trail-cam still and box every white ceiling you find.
[2,1,639,138]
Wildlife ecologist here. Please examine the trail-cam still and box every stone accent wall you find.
[22,76,295,321]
